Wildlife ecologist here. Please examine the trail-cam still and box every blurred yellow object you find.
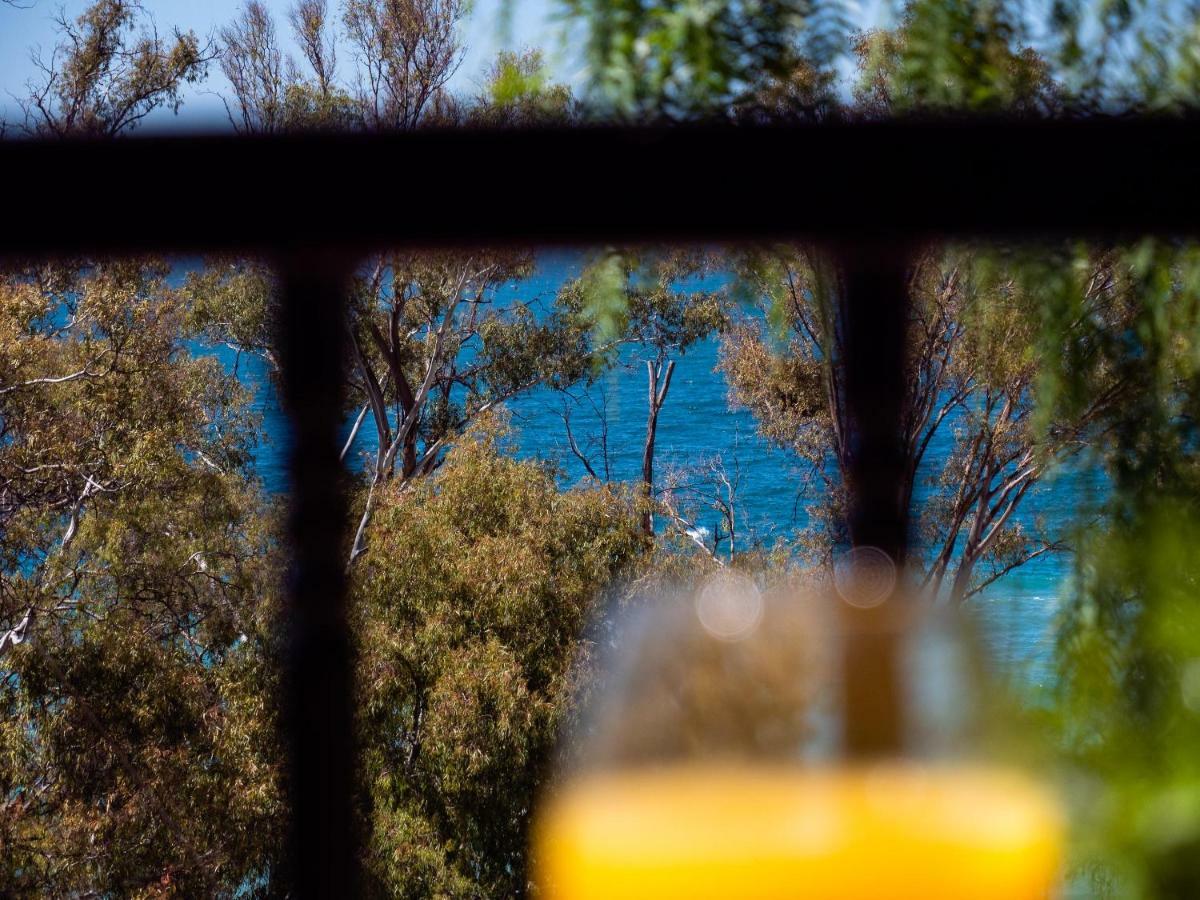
[534,764,1062,900]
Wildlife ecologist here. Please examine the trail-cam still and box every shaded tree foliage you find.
[351,419,645,896]
[3,20,282,894]
[0,261,282,896]
[721,244,1129,600]
[559,0,850,118]
[1035,240,1200,899]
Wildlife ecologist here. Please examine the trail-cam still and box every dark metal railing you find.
[3,117,1197,896]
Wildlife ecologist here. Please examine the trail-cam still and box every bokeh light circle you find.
[694,570,764,641]
[833,546,897,608]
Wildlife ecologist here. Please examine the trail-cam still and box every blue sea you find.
[194,250,1104,688]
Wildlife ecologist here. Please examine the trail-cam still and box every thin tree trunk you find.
[948,552,976,604]
[402,423,418,478]
[347,477,378,568]
[340,404,370,462]
[641,358,675,536]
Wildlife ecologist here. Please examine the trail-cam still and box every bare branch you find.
[341,404,370,462]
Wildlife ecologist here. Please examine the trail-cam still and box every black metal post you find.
[835,241,913,757]
[277,252,360,897]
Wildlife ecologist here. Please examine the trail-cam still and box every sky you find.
[0,0,570,131]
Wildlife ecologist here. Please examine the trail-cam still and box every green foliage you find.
[1056,505,1200,898]
[557,0,1200,118]
[475,49,576,126]
[1034,240,1200,896]
[558,0,850,118]
[572,249,726,352]
[575,251,630,347]
[21,0,212,137]
[183,258,279,370]
[491,51,550,105]
[623,251,729,353]
[720,230,1128,599]
[0,260,283,895]
[853,0,1057,115]
[477,301,595,396]
[350,418,646,896]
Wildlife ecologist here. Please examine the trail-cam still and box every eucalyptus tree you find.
[19,0,214,137]
[0,260,284,896]
[188,248,598,565]
[716,1,1128,600]
[342,0,465,129]
[208,1,603,564]
[350,418,645,897]
[340,250,597,563]
[722,243,1131,600]
[218,0,288,132]
[219,0,453,132]
[1,11,286,893]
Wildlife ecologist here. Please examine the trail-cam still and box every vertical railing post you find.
[835,241,913,757]
[277,251,360,897]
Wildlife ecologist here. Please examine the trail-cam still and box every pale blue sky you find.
[0,0,572,130]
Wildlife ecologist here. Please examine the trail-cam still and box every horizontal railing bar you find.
[2,116,1198,255]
